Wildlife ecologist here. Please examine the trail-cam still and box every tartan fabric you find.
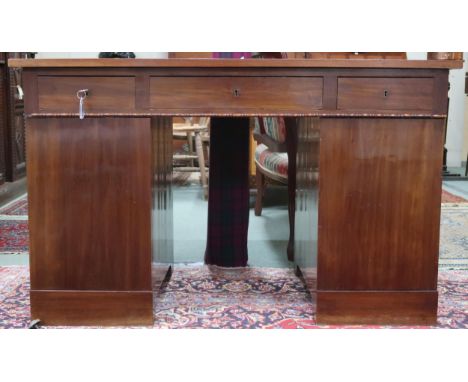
[205,118,250,267]
[255,144,288,179]
[254,117,287,143]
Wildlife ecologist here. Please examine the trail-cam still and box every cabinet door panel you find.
[318,118,444,290]
[27,117,152,291]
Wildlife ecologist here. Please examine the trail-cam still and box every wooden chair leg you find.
[187,131,194,167]
[195,131,208,199]
[255,165,264,216]
[205,142,210,163]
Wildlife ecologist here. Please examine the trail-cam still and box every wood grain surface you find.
[317,118,444,291]
[150,76,323,113]
[27,117,152,291]
[37,76,136,113]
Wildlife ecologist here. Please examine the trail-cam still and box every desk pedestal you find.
[295,118,443,325]
[27,117,172,326]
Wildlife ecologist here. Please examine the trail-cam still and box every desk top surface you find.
[8,58,464,69]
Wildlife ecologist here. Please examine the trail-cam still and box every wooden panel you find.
[150,76,323,113]
[37,76,136,113]
[316,291,438,325]
[30,290,153,326]
[27,118,152,291]
[337,77,434,112]
[318,118,444,291]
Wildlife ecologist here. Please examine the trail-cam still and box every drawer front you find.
[337,77,434,112]
[37,76,136,113]
[150,76,323,113]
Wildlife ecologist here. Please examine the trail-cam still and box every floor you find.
[444,180,468,199]
[0,178,27,207]
[442,165,468,199]
[174,184,290,268]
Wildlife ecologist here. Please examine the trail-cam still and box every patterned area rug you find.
[441,189,468,204]
[0,265,466,329]
[0,195,29,256]
[440,206,468,268]
[0,196,28,216]
[0,220,29,254]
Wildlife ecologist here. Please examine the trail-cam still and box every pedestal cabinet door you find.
[317,118,444,291]
[27,117,152,292]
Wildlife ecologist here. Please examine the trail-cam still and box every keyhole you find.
[233,89,240,97]
[383,90,389,97]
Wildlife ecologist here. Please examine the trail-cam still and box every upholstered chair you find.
[253,116,297,262]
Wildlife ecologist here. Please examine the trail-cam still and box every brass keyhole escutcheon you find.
[233,88,241,97]
[383,90,389,98]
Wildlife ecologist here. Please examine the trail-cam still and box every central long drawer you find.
[149,76,324,114]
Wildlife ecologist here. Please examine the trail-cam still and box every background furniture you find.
[173,117,209,198]
[0,53,6,185]
[466,71,468,176]
[12,57,461,326]
[253,116,297,261]
[168,52,212,59]
[290,52,407,59]
[0,52,27,183]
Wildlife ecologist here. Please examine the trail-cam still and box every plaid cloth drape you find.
[204,118,251,267]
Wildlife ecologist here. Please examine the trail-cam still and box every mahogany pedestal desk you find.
[10,58,463,326]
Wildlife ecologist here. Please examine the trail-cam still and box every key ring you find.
[76,89,89,119]
[76,89,89,100]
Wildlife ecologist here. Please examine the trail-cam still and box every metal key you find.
[76,89,89,119]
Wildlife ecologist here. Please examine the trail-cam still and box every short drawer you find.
[150,76,323,113]
[337,77,434,112]
[37,76,136,113]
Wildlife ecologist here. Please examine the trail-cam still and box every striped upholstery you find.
[255,144,288,179]
[254,117,287,143]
